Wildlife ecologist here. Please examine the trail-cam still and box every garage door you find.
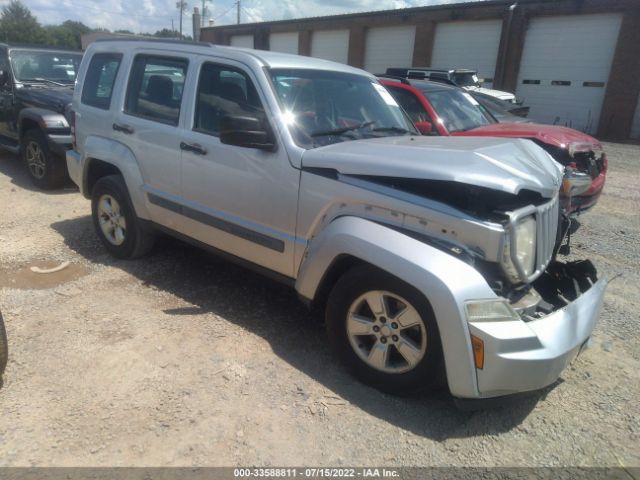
[515,14,622,134]
[431,20,502,87]
[631,97,640,139]
[230,35,254,48]
[311,30,349,64]
[364,25,415,74]
[270,32,298,55]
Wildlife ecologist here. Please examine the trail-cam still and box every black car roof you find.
[0,42,82,53]
[379,76,459,93]
[386,67,477,74]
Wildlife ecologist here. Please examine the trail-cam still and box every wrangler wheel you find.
[22,129,67,189]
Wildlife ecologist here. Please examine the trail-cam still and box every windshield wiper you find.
[311,121,375,137]
[371,126,412,134]
[24,78,68,87]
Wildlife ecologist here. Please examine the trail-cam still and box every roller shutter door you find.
[230,35,254,48]
[270,32,299,55]
[310,30,349,64]
[364,25,415,74]
[515,14,622,134]
[431,20,503,87]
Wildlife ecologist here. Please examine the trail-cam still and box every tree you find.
[0,0,46,44]
[153,28,181,39]
[45,20,91,49]
[114,29,134,34]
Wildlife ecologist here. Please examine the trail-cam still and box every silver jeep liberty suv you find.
[66,40,607,406]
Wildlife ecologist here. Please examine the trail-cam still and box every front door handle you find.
[112,123,134,134]
[180,142,207,155]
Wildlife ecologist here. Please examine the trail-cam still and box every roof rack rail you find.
[93,37,213,48]
[374,74,410,85]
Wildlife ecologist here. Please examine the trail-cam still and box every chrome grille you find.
[534,194,560,278]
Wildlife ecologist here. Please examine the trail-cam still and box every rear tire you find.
[91,175,155,259]
[0,310,8,377]
[326,264,443,393]
[22,129,67,190]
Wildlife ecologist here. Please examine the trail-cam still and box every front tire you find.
[326,265,443,393]
[22,129,67,190]
[0,310,8,377]
[91,175,155,259]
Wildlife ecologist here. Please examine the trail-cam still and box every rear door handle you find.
[112,123,134,134]
[180,142,207,155]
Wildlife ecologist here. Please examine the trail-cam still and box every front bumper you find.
[465,262,607,399]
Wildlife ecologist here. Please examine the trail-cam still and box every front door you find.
[179,58,299,277]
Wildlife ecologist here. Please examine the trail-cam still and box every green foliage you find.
[0,0,92,49]
[44,20,91,49]
[153,28,182,39]
[0,0,192,49]
[0,0,46,44]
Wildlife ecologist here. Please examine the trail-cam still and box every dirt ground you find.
[0,143,638,467]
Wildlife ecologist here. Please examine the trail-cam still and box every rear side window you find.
[81,53,122,110]
[125,55,188,125]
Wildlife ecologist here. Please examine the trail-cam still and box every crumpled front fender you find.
[295,215,498,398]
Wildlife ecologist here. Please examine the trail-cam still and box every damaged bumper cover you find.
[464,260,607,400]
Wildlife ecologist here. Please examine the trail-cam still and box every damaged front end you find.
[466,195,607,399]
[467,259,607,398]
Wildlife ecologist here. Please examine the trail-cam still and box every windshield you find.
[269,68,416,149]
[422,88,494,133]
[451,72,480,87]
[10,50,82,84]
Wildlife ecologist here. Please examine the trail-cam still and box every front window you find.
[451,72,480,87]
[269,68,416,149]
[423,89,493,133]
[10,50,82,84]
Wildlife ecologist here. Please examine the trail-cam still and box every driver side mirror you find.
[415,120,434,135]
[0,70,9,86]
[220,114,276,151]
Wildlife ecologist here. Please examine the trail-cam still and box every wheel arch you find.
[18,107,68,139]
[295,215,499,399]
[80,135,150,220]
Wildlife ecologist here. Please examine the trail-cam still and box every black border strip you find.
[147,193,285,252]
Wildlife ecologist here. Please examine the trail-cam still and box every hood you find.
[460,123,602,152]
[464,85,515,101]
[301,136,563,198]
[15,86,74,114]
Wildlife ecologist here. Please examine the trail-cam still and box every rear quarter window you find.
[81,53,122,110]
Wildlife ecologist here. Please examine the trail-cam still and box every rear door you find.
[113,51,192,230]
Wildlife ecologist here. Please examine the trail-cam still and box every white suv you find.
[66,40,606,406]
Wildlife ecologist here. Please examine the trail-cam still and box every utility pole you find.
[201,0,211,27]
[237,0,241,24]
[176,0,188,38]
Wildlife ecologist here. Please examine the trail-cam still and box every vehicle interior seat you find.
[146,75,174,105]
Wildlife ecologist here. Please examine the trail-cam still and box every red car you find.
[380,77,607,213]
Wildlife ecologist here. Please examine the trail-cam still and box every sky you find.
[8,0,481,35]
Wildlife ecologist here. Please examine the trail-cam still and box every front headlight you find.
[501,215,537,282]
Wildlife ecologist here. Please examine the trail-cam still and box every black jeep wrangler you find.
[0,43,83,189]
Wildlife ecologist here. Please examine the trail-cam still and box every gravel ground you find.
[0,143,638,467]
